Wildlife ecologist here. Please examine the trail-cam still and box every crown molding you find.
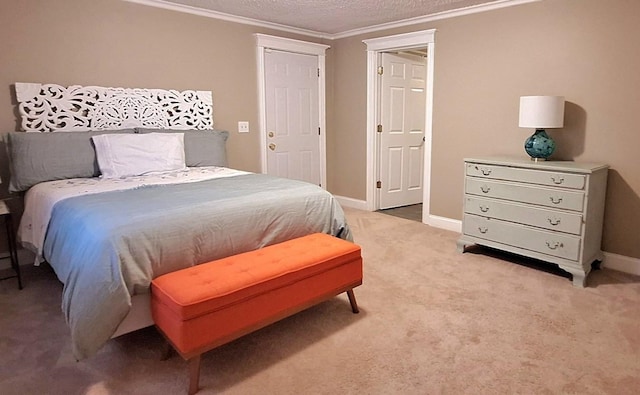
[333,0,541,39]
[124,0,541,40]
[123,0,333,39]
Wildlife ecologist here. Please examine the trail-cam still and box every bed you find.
[9,83,352,360]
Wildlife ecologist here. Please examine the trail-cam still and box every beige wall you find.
[0,0,330,189]
[330,0,640,258]
[1,0,638,259]
[327,35,369,197]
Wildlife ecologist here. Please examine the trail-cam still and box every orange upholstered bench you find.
[151,233,363,394]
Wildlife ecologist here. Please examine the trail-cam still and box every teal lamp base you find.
[524,129,555,161]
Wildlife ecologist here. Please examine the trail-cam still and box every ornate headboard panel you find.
[15,82,213,132]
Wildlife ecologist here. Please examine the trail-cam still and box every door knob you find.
[269,143,276,151]
[268,131,274,138]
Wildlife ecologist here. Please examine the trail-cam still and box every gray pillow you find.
[136,128,229,167]
[7,129,135,192]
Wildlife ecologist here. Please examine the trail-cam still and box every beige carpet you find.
[1,207,638,395]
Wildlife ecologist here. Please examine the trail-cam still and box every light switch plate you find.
[238,121,249,133]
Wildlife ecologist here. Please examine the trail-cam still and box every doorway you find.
[363,30,436,224]
[378,50,428,211]
[256,34,329,187]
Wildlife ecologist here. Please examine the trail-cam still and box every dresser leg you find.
[571,272,586,288]
[456,239,468,253]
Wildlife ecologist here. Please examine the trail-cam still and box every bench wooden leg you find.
[159,339,174,361]
[188,355,201,395]
[346,289,359,314]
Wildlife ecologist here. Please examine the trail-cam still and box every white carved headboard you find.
[15,82,213,132]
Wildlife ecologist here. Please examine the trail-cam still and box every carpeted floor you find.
[1,207,639,394]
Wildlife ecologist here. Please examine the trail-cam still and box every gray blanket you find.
[43,173,351,359]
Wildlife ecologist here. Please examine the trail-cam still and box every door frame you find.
[363,29,436,224]
[255,34,330,188]
[378,51,428,210]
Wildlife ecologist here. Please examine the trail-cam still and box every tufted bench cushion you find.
[151,233,363,394]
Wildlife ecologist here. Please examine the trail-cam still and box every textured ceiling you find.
[161,0,501,35]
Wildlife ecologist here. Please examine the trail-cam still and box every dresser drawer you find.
[463,214,581,261]
[464,196,583,235]
[465,177,585,212]
[466,163,586,190]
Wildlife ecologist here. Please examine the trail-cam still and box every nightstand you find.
[0,200,23,289]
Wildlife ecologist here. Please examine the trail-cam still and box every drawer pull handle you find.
[551,176,564,185]
[478,226,488,234]
[474,165,493,176]
[546,241,564,250]
[547,217,561,226]
[479,205,490,213]
[480,185,491,193]
[549,196,563,204]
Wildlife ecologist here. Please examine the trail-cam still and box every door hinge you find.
[377,124,382,133]
[318,68,320,77]
[376,181,382,189]
[377,66,383,75]
[318,127,321,135]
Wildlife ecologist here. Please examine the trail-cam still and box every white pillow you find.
[92,133,187,178]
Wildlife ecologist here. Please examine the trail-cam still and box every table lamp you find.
[519,96,565,161]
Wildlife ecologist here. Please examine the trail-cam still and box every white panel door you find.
[265,50,320,185]
[379,52,427,209]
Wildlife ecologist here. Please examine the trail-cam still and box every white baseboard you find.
[334,195,369,211]
[602,252,640,276]
[426,215,462,233]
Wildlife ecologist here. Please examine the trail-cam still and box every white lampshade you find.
[519,96,565,128]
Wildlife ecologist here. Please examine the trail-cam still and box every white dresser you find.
[456,157,608,287]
